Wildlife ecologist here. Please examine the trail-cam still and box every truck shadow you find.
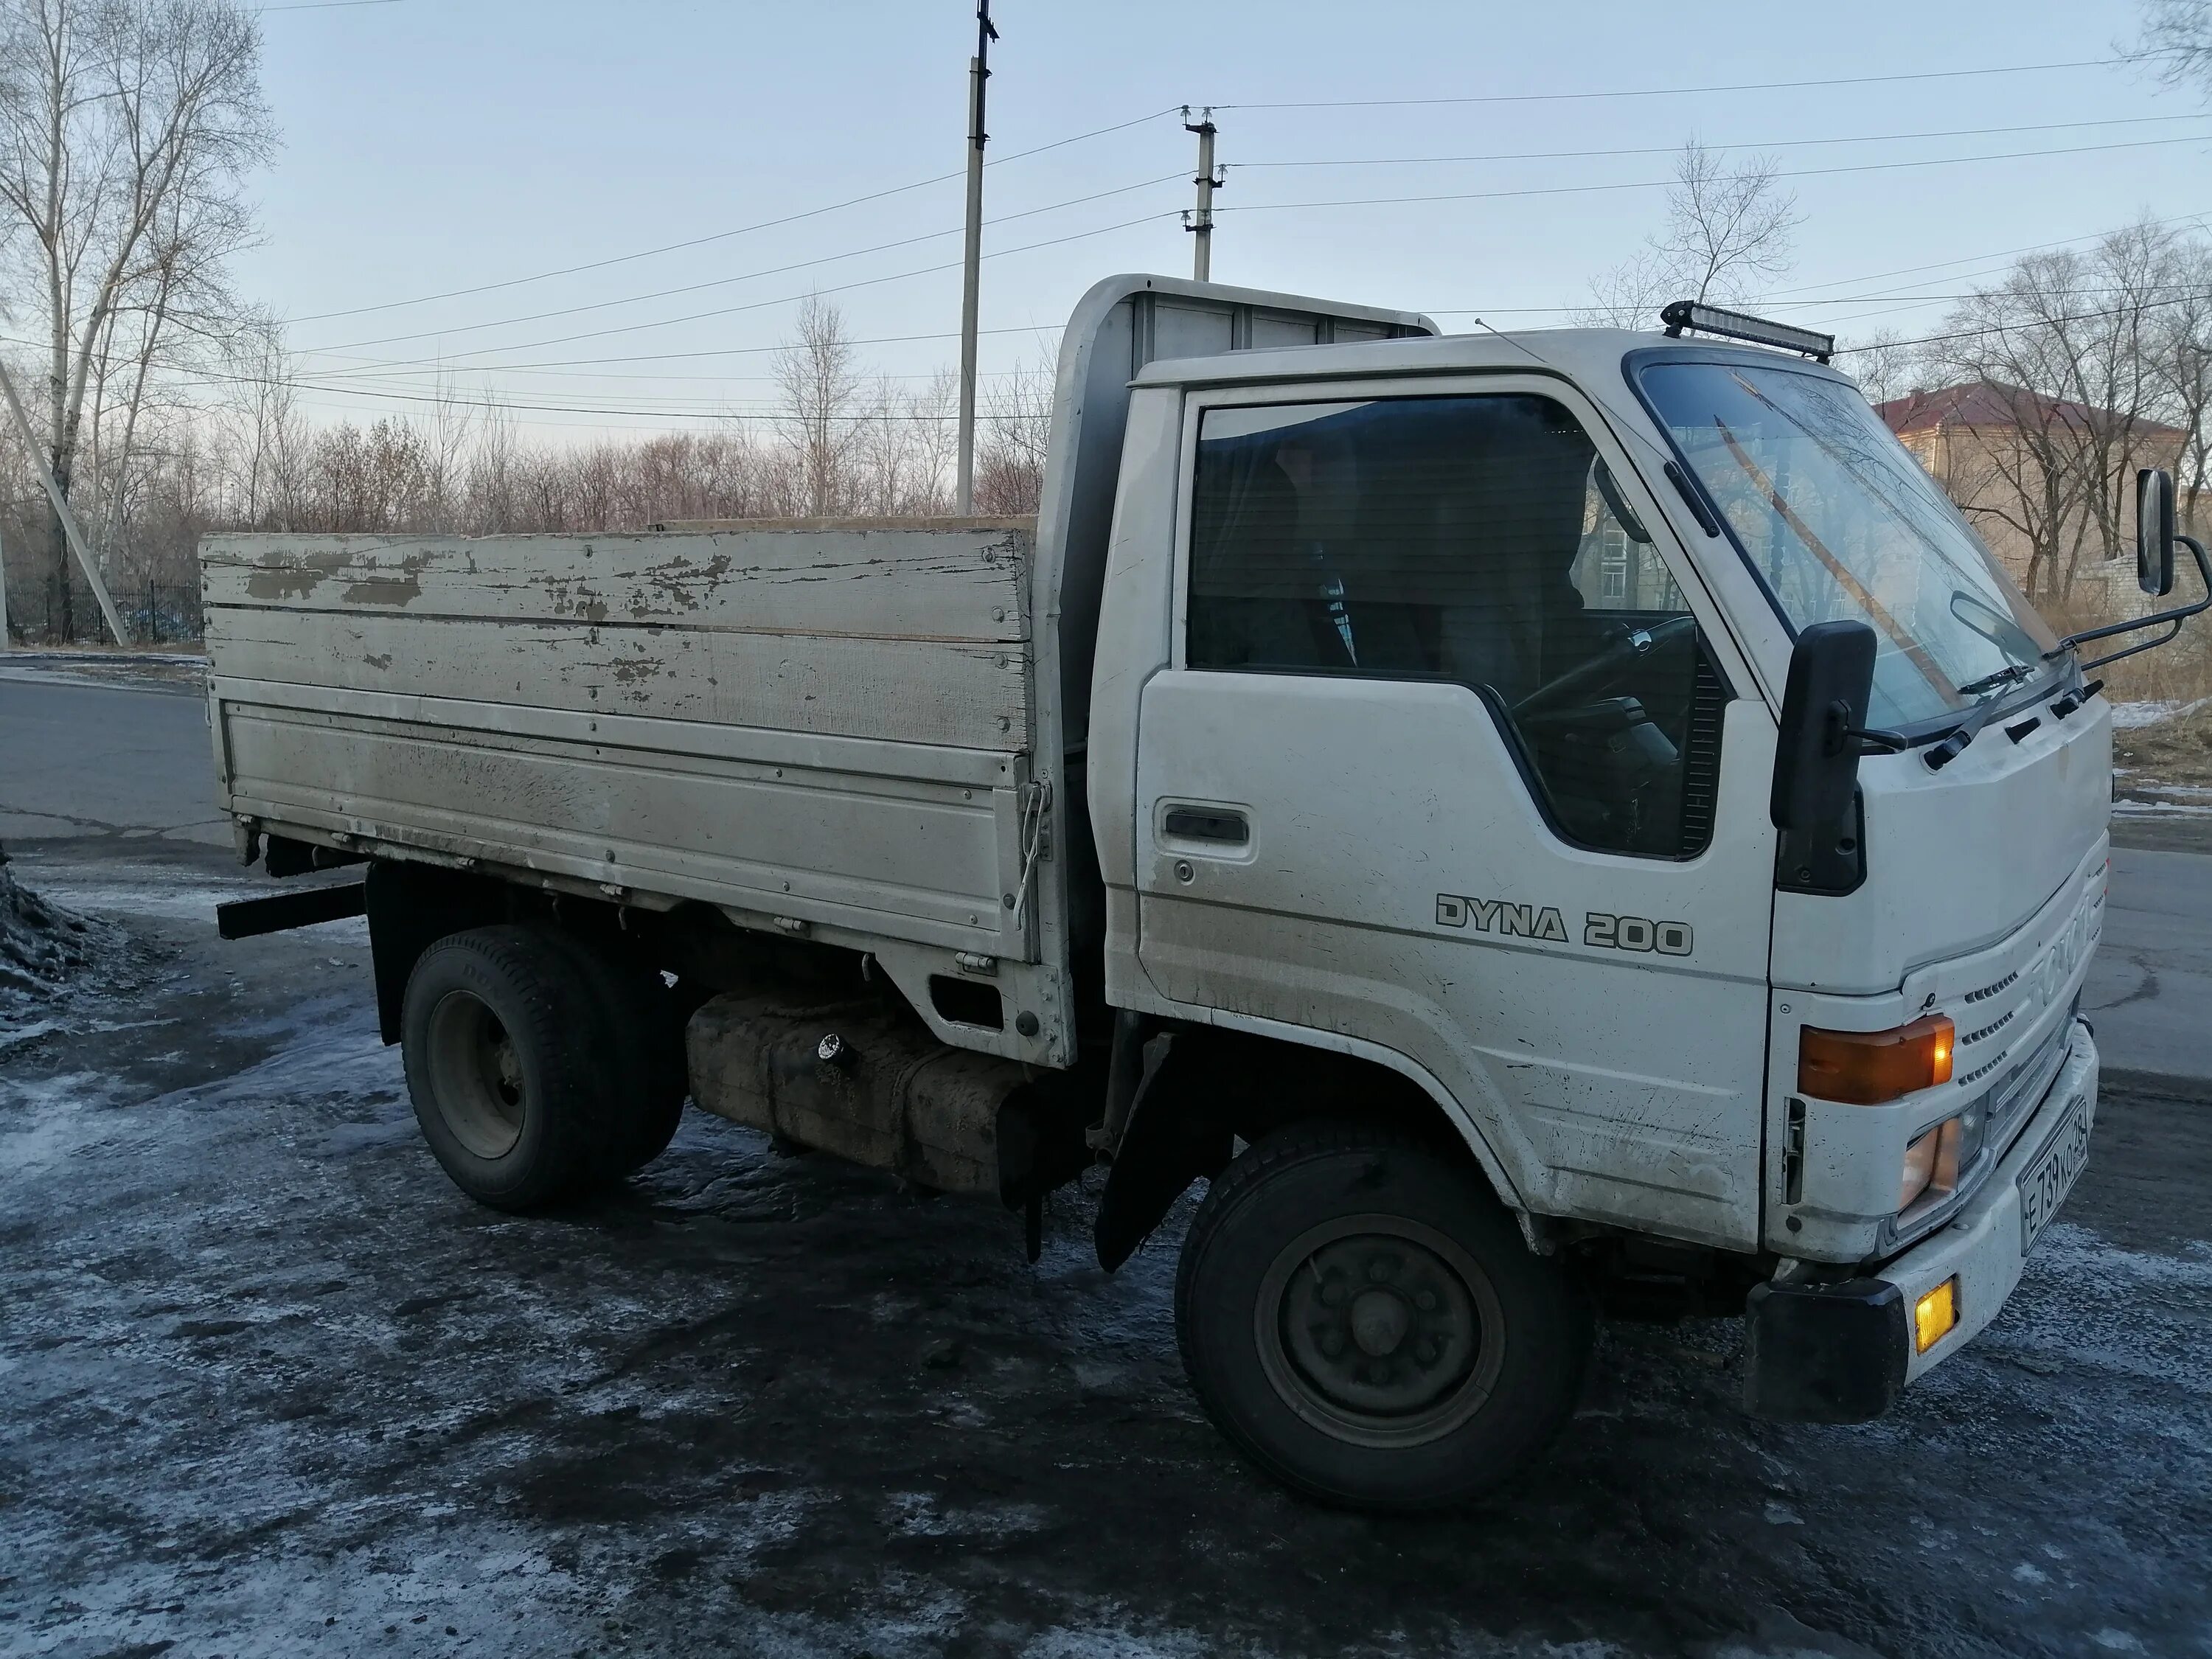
[427,1100,2204,1658]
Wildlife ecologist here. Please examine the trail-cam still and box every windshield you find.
[1638,357,2059,727]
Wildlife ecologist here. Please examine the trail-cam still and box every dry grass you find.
[2115,700,2212,796]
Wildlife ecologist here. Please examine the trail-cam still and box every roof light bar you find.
[1660,300,1834,364]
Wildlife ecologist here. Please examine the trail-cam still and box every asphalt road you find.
[0,660,229,848]
[4,661,2211,1658]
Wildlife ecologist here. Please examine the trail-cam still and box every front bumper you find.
[1742,1019,2098,1423]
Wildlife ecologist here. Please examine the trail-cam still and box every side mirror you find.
[2138,467,2177,598]
[1771,620,1877,832]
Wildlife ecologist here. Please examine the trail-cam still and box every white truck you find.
[201,275,2207,1512]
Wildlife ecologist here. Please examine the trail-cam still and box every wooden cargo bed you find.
[201,519,1058,1058]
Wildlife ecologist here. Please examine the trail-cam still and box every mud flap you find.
[364,862,501,1045]
[1742,1277,1907,1424]
[1093,1035,1234,1272]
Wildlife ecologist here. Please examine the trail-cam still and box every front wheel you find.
[1175,1123,1590,1512]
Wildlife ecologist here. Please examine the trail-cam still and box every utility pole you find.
[0,518,10,650]
[0,358,125,646]
[1183,108,1222,283]
[953,0,996,517]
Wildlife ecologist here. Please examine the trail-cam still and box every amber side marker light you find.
[1798,1015,1955,1105]
[1915,1276,1961,1354]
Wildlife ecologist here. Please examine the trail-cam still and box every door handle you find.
[1163,805,1249,845]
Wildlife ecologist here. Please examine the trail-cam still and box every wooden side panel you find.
[200,525,1034,752]
[199,526,1031,642]
[201,609,1030,751]
[218,696,1023,951]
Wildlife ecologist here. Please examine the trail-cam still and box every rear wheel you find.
[401,925,621,1210]
[1175,1122,1591,1512]
[546,935,689,1173]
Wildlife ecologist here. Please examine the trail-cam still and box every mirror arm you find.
[1846,726,1910,754]
[2046,534,2212,656]
[2080,617,2185,674]
[1818,699,1908,756]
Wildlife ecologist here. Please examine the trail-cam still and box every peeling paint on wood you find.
[201,521,1043,970]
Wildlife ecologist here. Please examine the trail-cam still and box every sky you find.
[235,0,2212,444]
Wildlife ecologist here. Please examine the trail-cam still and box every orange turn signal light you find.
[1798,1015,1955,1105]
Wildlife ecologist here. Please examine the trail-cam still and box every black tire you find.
[400,925,624,1211]
[543,933,688,1173]
[1175,1121,1591,1513]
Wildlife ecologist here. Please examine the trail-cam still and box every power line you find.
[298,132,2212,380]
[293,172,1184,353]
[301,322,1065,378]
[1227,113,2212,170]
[1826,295,2196,357]
[1760,212,2212,301]
[286,107,1180,326]
[171,364,1041,422]
[1415,211,2212,321]
[1213,131,2212,219]
[304,210,2212,389]
[1210,55,2149,112]
[297,209,1178,374]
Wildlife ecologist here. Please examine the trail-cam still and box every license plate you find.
[2018,1096,2091,1252]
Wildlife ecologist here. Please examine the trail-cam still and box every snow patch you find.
[2110,698,2208,730]
[0,856,119,1010]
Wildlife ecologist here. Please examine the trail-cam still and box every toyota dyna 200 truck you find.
[201,276,2207,1512]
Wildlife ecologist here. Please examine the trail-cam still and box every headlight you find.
[1900,1116,1966,1212]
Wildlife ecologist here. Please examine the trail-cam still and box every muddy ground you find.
[3,833,2209,1659]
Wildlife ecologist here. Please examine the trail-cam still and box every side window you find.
[1186,395,1722,859]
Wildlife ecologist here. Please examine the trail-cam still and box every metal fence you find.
[2,573,202,647]
[124,581,203,646]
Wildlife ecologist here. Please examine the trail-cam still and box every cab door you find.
[1130,383,1778,1249]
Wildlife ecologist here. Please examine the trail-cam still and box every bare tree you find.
[774,294,860,517]
[2135,0,2212,93]
[1580,142,1801,327]
[2148,262,2212,529]
[1843,328,1930,407]
[467,394,518,533]
[973,351,1055,517]
[1931,221,2184,600]
[0,0,275,638]
[905,367,959,512]
[849,369,958,517]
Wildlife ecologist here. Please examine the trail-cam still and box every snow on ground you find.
[0,857,122,1015]
[2109,698,2208,731]
[5,849,2211,1658]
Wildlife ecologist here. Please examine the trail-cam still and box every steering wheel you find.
[1512,613,1700,720]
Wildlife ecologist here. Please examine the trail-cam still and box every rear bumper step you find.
[216,881,367,940]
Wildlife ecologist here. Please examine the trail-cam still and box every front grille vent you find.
[1964,970,2019,1006]
[1958,1051,2008,1088]
[1961,1008,2015,1046]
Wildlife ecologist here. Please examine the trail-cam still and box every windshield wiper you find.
[1955,662,2037,698]
[1918,664,2043,768]
[1924,667,2060,768]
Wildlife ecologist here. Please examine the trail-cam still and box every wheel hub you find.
[1349,1287,1411,1356]
[424,990,528,1159]
[1256,1214,1505,1449]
